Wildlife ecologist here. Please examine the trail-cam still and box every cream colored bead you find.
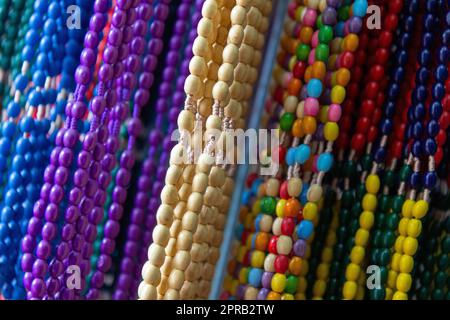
[201,0,218,18]
[259,214,273,233]
[169,220,181,238]
[243,25,257,46]
[158,276,168,295]
[222,177,234,196]
[228,25,244,45]
[225,99,241,119]
[259,17,269,33]
[184,74,202,97]
[234,63,248,82]
[239,44,254,64]
[147,243,165,267]
[209,166,226,187]
[223,43,240,65]
[160,256,172,276]
[247,7,262,26]
[214,213,226,230]
[236,0,251,7]
[264,253,276,272]
[197,18,213,37]
[207,62,219,81]
[247,67,257,84]
[266,178,280,197]
[172,249,190,271]
[187,192,203,213]
[212,230,224,246]
[307,184,323,202]
[243,83,253,100]
[218,63,234,83]
[229,81,244,100]
[165,165,182,186]
[164,288,180,300]
[142,261,161,286]
[202,263,215,280]
[212,80,229,102]
[206,114,222,130]
[180,281,195,299]
[169,144,186,165]
[272,217,283,236]
[288,177,303,197]
[183,164,196,182]
[190,242,204,262]
[204,186,220,205]
[165,238,177,257]
[255,34,264,51]
[197,153,214,172]
[208,247,220,264]
[138,282,157,300]
[152,225,170,246]
[161,184,179,205]
[168,269,184,290]
[245,287,258,300]
[217,26,228,44]
[156,204,174,226]
[177,230,193,250]
[284,95,298,113]
[189,56,208,78]
[277,235,293,255]
[199,98,213,118]
[182,211,199,232]
[192,36,210,57]
[192,172,208,193]
[174,202,186,219]
[212,43,224,63]
[263,1,272,16]
[296,100,305,118]
[178,183,192,201]
[230,5,246,25]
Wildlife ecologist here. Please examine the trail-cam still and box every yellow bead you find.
[252,200,261,215]
[276,199,286,218]
[402,237,418,256]
[300,260,309,276]
[343,34,359,52]
[323,122,339,141]
[385,288,393,300]
[355,228,369,247]
[271,273,286,293]
[245,233,253,248]
[295,293,306,300]
[250,250,265,268]
[394,236,405,253]
[356,285,365,300]
[391,253,401,272]
[281,293,294,300]
[412,200,429,219]
[319,106,329,123]
[316,263,329,279]
[244,214,253,230]
[350,246,365,265]
[239,267,248,284]
[398,218,409,236]
[359,210,375,230]
[303,202,318,221]
[392,291,408,300]
[387,270,398,289]
[330,85,346,104]
[321,247,333,263]
[365,174,380,194]
[342,281,358,300]
[396,273,412,293]
[230,279,239,296]
[401,199,415,218]
[313,279,326,297]
[362,194,377,211]
[406,219,422,238]
[335,68,351,86]
[297,276,307,292]
[399,255,414,274]
[345,263,361,281]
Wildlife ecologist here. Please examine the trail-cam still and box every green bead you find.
[380,266,388,283]
[361,155,372,171]
[375,213,385,229]
[372,230,382,247]
[339,209,350,225]
[382,231,395,248]
[434,271,446,288]
[318,26,333,44]
[370,288,385,300]
[386,213,399,230]
[280,112,295,131]
[342,190,354,208]
[378,195,390,212]
[284,275,297,294]
[379,248,390,266]
[432,289,444,300]
[392,195,405,212]
[383,170,396,188]
[442,236,450,253]
[425,255,435,269]
[261,196,277,214]
[371,248,379,264]
[421,271,432,285]
[315,44,329,61]
[418,287,429,300]
[316,14,323,29]
[349,219,359,233]
[356,184,366,200]
[399,165,412,181]
[296,44,310,61]
[338,5,350,21]
[337,226,347,241]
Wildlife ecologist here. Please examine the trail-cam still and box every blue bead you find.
[39,36,52,53]
[430,101,443,119]
[443,29,450,46]
[32,71,46,87]
[424,171,437,189]
[412,122,422,139]
[11,155,25,171]
[36,53,49,70]
[393,66,405,83]
[385,102,395,118]
[435,65,448,82]
[1,208,14,223]
[242,190,251,205]
[48,2,61,19]
[416,67,429,85]
[297,220,314,240]
[33,0,47,13]
[334,22,345,37]
[44,19,57,35]
[254,215,262,232]
[30,13,44,29]
[424,15,435,31]
[380,119,392,135]
[0,223,8,240]
[300,183,309,205]
[248,268,263,287]
[295,144,311,164]
[22,45,35,61]
[374,147,386,163]
[419,49,431,66]
[9,172,22,188]
[5,190,19,206]
[317,153,333,172]
[414,85,427,102]
[7,101,21,118]
[251,178,263,195]
[432,83,445,100]
[410,172,421,189]
[14,74,28,92]
[412,140,422,157]
[19,117,35,133]
[352,0,368,17]
[421,33,433,50]
[16,138,31,155]
[307,79,323,98]
[286,148,296,166]
[424,138,437,155]
[28,90,43,106]
[439,46,449,64]
[25,29,39,47]
[0,138,11,155]
[427,120,439,137]
[388,83,400,99]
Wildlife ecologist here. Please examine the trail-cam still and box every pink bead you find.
[308,49,316,65]
[304,98,319,116]
[328,104,342,122]
[311,31,319,48]
[303,8,317,27]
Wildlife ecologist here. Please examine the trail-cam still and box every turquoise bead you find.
[297,220,314,240]
[286,147,296,166]
[294,144,311,164]
[307,78,323,98]
[317,153,333,172]
[248,268,263,287]
[353,0,368,17]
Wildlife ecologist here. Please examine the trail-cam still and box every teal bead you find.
[399,165,412,181]
[317,152,333,172]
[353,0,368,17]
[382,231,395,248]
[421,271,432,285]
[280,112,295,131]
[342,190,354,208]
[438,255,448,270]
[307,78,323,98]
[432,289,444,300]
[339,209,350,225]
[418,287,429,300]
[380,266,388,283]
[372,230,382,247]
[294,144,311,164]
[361,155,372,171]
[375,213,385,229]
[392,195,405,211]
[383,170,396,188]
[378,195,390,212]
[386,213,399,230]
[370,288,385,300]
[434,271,446,288]
[379,248,390,266]
[442,235,450,253]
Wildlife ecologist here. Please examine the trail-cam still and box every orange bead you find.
[267,291,281,300]
[302,116,317,134]
[287,78,302,96]
[255,232,270,251]
[289,40,299,55]
[292,119,304,137]
[227,260,236,274]
[328,54,338,71]
[289,256,303,275]
[303,155,314,172]
[285,198,301,218]
[304,66,312,83]
[343,34,359,52]
[311,61,326,81]
[336,68,351,86]
[239,207,248,222]
[300,26,313,44]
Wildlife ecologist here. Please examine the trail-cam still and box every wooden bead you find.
[185,262,200,281]
[169,220,181,238]
[225,99,241,119]
[191,243,204,262]
[239,44,254,64]
[208,62,219,81]
[142,261,161,286]
[189,56,208,78]
[201,0,218,18]
[184,74,202,97]
[152,225,170,246]
[212,230,224,246]
[247,7,262,26]
[138,282,157,300]
[218,63,234,83]
[197,18,213,37]
[182,211,199,232]
[217,26,228,44]
[165,165,183,185]
[255,34,264,51]
[212,80,229,102]
[172,249,190,272]
[177,230,193,250]
[156,204,174,226]
[259,17,269,33]
[197,154,214,173]
[192,36,210,57]
[199,98,213,118]
[228,25,244,45]
[230,5,247,25]
[147,243,166,267]
[263,1,272,16]
[212,43,224,62]
[247,67,257,84]
[180,281,195,299]
[183,164,196,182]
[284,95,298,113]
[208,247,220,264]
[234,63,248,82]
[209,166,226,187]
[161,185,179,205]
[288,177,303,197]
[165,238,177,257]
[174,202,186,219]
[229,81,244,100]
[160,256,172,276]
[266,178,280,197]
[187,192,203,213]
[307,184,323,202]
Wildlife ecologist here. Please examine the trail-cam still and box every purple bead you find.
[32,259,48,278]
[322,7,337,25]
[261,272,273,289]
[293,239,307,257]
[31,278,46,298]
[75,66,91,85]
[84,31,99,49]
[22,235,36,253]
[21,253,34,271]
[257,288,270,300]
[348,16,363,34]
[65,205,80,223]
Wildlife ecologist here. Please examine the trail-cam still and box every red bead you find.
[351,133,366,153]
[379,31,393,48]
[281,217,295,236]
[241,230,249,244]
[274,86,284,104]
[274,255,289,274]
[340,116,352,132]
[347,82,359,99]
[441,111,450,129]
[268,236,278,254]
[394,123,406,141]
[243,250,251,266]
[373,108,382,125]
[273,145,287,165]
[367,126,378,143]
[361,99,376,116]
[436,129,447,146]
[391,140,403,159]
[340,51,354,69]
[389,0,403,14]
[279,180,289,199]
[384,13,399,31]
[293,61,307,79]
[246,172,258,188]
[356,117,370,134]
[375,48,389,64]
[369,64,384,81]
[435,147,443,165]
[365,81,379,100]
[336,133,349,150]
